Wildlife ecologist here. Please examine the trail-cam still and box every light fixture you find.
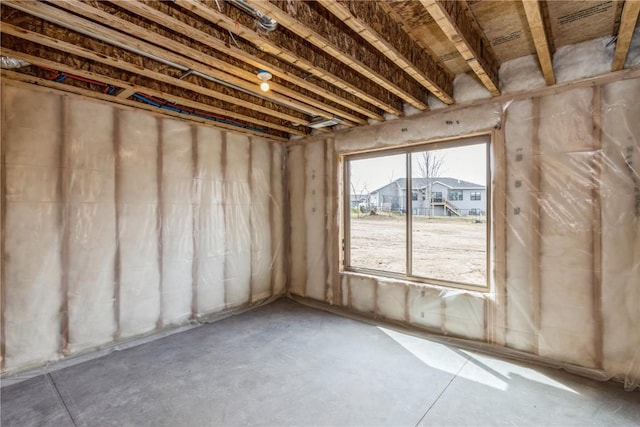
[257,69,272,92]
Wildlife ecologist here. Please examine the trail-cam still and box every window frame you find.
[448,189,463,201]
[342,136,492,291]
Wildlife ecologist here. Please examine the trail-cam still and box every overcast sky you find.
[350,143,488,193]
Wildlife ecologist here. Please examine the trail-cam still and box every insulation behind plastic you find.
[287,74,640,390]
[1,84,285,372]
[224,134,252,308]
[67,99,117,352]
[160,120,193,326]
[195,127,225,314]
[117,110,161,339]
[3,87,63,368]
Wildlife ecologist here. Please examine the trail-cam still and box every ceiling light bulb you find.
[257,69,272,93]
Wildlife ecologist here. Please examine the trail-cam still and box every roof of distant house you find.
[371,177,485,193]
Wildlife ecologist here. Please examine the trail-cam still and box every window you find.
[448,190,463,201]
[345,138,490,289]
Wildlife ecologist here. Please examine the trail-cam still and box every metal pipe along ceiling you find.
[226,0,278,32]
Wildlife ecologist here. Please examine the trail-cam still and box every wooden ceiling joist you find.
[107,2,383,121]
[0,69,289,142]
[318,0,454,105]
[0,22,306,137]
[2,0,358,129]
[421,0,501,95]
[0,43,304,138]
[522,0,556,85]
[54,0,367,126]
[612,0,640,71]
[242,0,429,110]
[1,0,316,129]
[174,0,405,116]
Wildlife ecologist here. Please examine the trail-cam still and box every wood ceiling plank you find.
[408,22,470,75]
[0,70,289,142]
[612,0,640,71]
[175,0,404,116]
[244,0,429,110]
[546,1,619,49]
[522,0,556,85]
[421,0,501,95]
[318,0,454,104]
[116,86,138,99]
[468,1,536,63]
[2,0,312,127]
[0,29,306,136]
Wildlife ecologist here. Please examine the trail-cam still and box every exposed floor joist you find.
[245,0,429,110]
[0,0,632,137]
[522,0,556,85]
[0,14,306,139]
[1,2,318,135]
[421,0,501,95]
[612,0,640,71]
[0,71,289,142]
[2,0,351,128]
[0,44,303,138]
[60,0,370,126]
[318,0,454,105]
[174,0,405,117]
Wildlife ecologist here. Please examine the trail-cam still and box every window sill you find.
[340,268,490,295]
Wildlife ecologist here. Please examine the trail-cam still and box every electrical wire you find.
[34,64,116,92]
[132,93,266,133]
[215,0,241,48]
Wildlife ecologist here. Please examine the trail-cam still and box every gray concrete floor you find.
[1,299,638,426]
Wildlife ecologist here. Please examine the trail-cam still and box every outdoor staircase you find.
[431,198,462,216]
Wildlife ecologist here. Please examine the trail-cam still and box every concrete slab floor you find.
[1,299,638,426]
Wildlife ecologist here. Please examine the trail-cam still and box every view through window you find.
[346,139,489,287]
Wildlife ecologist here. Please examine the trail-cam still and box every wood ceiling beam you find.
[0,26,306,136]
[1,45,304,137]
[421,0,501,95]
[3,0,350,127]
[116,86,138,99]
[175,0,404,116]
[522,0,556,85]
[1,70,289,143]
[51,0,365,126]
[612,0,640,71]
[318,0,454,105]
[239,0,429,110]
[102,0,382,122]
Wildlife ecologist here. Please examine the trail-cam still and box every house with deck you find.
[369,177,486,216]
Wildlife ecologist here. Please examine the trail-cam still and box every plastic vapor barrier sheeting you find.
[288,75,640,391]
[1,84,285,373]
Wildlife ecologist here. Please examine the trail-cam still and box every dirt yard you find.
[349,214,486,285]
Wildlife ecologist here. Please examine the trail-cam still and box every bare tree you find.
[417,151,445,217]
[350,178,369,218]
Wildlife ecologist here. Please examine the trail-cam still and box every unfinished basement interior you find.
[1,0,639,425]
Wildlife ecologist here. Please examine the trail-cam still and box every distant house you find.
[369,177,486,216]
[349,193,369,208]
